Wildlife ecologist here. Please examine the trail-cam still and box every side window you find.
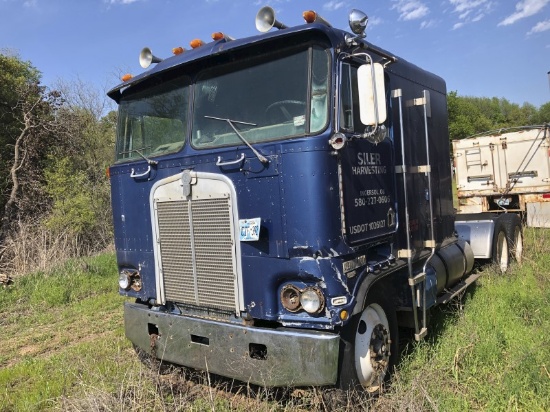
[309,47,330,134]
[339,63,362,133]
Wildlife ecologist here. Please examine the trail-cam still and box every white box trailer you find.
[453,125,550,227]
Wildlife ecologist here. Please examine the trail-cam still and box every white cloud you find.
[448,0,494,28]
[392,0,429,21]
[450,0,491,13]
[499,0,550,26]
[368,16,383,27]
[472,13,485,22]
[323,1,346,12]
[420,19,437,29]
[527,18,550,34]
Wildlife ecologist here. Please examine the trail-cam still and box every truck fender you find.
[351,270,398,316]
[455,218,495,259]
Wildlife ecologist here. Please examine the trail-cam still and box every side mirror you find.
[357,63,386,126]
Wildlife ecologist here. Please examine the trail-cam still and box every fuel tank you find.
[428,240,474,294]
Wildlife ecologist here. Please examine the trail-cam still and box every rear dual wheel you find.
[492,222,509,272]
[493,214,523,272]
[499,213,523,263]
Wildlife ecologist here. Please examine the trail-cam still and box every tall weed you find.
[0,220,112,276]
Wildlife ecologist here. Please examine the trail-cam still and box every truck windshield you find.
[116,77,190,162]
[192,46,329,148]
[115,46,329,161]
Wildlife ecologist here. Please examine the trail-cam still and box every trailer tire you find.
[337,289,398,395]
[499,213,523,263]
[492,217,510,273]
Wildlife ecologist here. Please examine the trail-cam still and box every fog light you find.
[300,287,325,314]
[118,271,131,290]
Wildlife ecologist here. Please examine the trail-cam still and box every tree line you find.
[0,52,114,273]
[448,91,550,140]
[0,52,549,274]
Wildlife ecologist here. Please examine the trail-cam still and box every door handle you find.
[216,153,245,167]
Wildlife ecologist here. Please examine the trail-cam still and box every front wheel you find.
[338,290,398,394]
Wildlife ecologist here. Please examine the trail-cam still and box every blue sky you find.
[1,0,549,108]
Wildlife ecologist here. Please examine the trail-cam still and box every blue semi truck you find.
[107,6,522,393]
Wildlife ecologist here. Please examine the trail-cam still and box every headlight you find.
[119,271,131,290]
[281,284,301,312]
[300,287,325,314]
[119,269,142,291]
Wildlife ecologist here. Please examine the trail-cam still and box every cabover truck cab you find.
[453,125,550,228]
[108,7,510,392]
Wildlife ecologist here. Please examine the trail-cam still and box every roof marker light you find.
[302,10,332,26]
[303,10,316,23]
[302,10,332,27]
[212,32,235,41]
[121,73,133,82]
[190,39,205,49]
[172,47,185,55]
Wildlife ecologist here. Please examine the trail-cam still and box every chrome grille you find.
[156,196,236,312]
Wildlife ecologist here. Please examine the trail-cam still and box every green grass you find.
[376,228,550,411]
[1,230,549,411]
[0,254,131,412]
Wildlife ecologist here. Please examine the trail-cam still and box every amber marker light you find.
[340,310,349,321]
[106,167,111,179]
[212,32,234,41]
[121,73,133,82]
[212,32,224,41]
[190,39,205,49]
[172,46,185,55]
[303,10,317,23]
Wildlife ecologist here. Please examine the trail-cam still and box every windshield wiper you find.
[119,147,158,166]
[135,149,159,166]
[204,115,269,164]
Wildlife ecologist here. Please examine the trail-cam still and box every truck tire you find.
[337,290,398,394]
[492,217,510,273]
[498,213,523,263]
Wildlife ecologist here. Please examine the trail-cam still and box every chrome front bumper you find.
[124,302,340,387]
